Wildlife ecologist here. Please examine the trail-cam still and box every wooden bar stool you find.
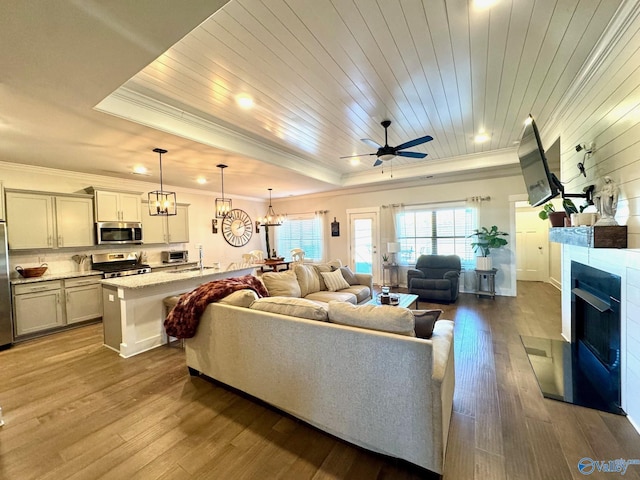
[163,295,183,348]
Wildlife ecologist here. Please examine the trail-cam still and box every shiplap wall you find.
[555,4,640,248]
[555,3,640,431]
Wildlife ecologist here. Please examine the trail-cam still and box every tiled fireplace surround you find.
[560,245,640,432]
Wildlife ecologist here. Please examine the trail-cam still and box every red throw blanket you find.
[164,274,268,339]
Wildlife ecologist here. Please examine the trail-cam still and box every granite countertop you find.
[101,263,256,289]
[148,261,197,269]
[10,269,104,285]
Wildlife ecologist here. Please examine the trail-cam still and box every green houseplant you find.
[469,225,508,270]
[539,199,585,227]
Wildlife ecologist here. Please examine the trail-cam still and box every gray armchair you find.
[407,255,461,304]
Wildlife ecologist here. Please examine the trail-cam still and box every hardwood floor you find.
[1,281,639,479]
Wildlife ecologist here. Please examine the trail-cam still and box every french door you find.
[347,209,380,284]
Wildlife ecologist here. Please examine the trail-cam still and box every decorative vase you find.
[476,256,492,271]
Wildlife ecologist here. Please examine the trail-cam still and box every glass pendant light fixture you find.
[215,164,232,218]
[148,148,177,216]
[258,188,286,226]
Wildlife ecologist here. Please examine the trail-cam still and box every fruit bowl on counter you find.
[15,263,48,278]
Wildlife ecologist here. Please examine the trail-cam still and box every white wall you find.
[272,175,526,296]
[0,162,268,274]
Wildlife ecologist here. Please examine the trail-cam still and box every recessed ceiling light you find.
[474,132,490,143]
[350,158,361,166]
[235,93,254,110]
[196,177,207,184]
[474,0,498,9]
[132,165,149,175]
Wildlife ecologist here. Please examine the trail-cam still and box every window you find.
[276,214,324,262]
[395,206,477,269]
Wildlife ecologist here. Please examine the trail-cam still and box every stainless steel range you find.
[92,252,151,278]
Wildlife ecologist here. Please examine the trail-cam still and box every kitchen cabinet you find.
[141,203,189,244]
[92,189,142,223]
[64,275,102,324]
[0,181,5,221]
[13,280,64,336]
[12,275,103,339]
[5,190,94,249]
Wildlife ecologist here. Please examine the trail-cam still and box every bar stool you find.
[163,295,183,348]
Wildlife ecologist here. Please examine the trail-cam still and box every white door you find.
[347,210,380,284]
[516,206,549,281]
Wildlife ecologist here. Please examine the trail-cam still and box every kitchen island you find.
[101,263,255,357]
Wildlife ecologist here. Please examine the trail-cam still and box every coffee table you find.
[365,292,418,309]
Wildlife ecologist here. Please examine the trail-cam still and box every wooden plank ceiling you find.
[100,0,622,192]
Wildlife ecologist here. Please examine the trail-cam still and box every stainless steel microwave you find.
[96,222,143,245]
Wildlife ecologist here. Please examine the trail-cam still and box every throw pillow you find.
[218,289,259,308]
[413,309,443,339]
[314,264,333,291]
[339,266,359,285]
[295,264,321,297]
[250,297,328,321]
[320,269,350,292]
[260,270,301,298]
[327,301,415,336]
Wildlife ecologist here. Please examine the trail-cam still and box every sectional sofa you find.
[184,274,455,474]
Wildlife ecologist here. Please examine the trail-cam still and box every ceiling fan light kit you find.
[340,120,433,167]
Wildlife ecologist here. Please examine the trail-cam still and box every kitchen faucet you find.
[197,244,204,272]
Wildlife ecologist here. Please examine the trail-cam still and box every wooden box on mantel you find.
[549,226,627,248]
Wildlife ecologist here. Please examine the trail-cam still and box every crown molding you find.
[95,88,342,186]
[544,0,640,137]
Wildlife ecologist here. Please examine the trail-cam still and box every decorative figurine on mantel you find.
[593,176,619,226]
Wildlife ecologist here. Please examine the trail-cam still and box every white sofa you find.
[185,300,455,474]
[260,262,373,305]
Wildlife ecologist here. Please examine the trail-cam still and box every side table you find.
[382,264,399,288]
[475,268,497,299]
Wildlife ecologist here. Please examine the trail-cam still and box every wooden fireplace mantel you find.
[549,225,627,248]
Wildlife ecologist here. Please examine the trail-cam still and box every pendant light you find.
[258,188,286,226]
[215,164,232,218]
[148,148,177,216]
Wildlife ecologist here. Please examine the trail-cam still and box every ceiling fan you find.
[341,120,433,167]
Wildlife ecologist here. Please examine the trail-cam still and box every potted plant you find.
[539,199,583,227]
[381,253,389,264]
[539,203,566,227]
[469,225,509,270]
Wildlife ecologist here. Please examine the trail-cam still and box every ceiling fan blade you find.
[373,158,383,167]
[340,153,376,159]
[361,138,382,149]
[395,135,433,150]
[396,151,427,158]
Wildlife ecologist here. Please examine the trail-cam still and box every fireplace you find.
[571,261,622,414]
[521,262,624,415]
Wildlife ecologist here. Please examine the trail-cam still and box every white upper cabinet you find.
[167,204,190,243]
[0,181,5,221]
[93,189,142,223]
[55,196,94,247]
[141,202,189,244]
[5,190,94,250]
[6,191,55,249]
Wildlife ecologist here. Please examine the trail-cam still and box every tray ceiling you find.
[0,0,625,199]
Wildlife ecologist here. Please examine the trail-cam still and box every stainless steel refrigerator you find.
[0,222,13,349]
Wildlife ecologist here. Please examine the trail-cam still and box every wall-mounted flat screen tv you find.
[517,114,560,207]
